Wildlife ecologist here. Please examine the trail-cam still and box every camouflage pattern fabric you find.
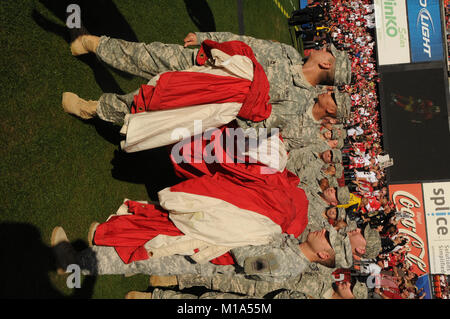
[330,44,352,86]
[151,288,252,299]
[230,234,312,282]
[96,36,198,80]
[76,245,237,276]
[176,270,338,299]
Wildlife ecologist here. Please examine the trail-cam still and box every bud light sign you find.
[407,0,444,63]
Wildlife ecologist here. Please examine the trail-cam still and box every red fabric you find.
[382,288,404,299]
[332,268,352,283]
[196,40,271,121]
[170,125,309,238]
[94,162,308,265]
[337,171,346,187]
[131,72,251,113]
[170,169,309,239]
[94,123,309,265]
[93,201,184,264]
[94,200,237,265]
[131,40,271,122]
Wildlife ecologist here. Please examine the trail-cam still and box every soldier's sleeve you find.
[292,271,331,299]
[272,290,309,299]
[195,32,278,50]
[179,273,292,297]
[309,139,331,154]
[230,244,292,282]
[151,288,253,299]
[230,244,277,267]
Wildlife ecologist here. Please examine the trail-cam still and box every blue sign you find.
[415,274,432,299]
[407,0,444,63]
[299,0,308,9]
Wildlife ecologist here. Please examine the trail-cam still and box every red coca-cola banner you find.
[389,183,430,276]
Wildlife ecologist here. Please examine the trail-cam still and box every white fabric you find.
[158,187,282,248]
[105,201,237,263]
[242,131,288,172]
[362,263,382,275]
[120,102,242,152]
[144,235,233,264]
[120,49,254,153]
[356,171,378,183]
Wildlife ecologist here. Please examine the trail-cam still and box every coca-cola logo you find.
[392,190,428,273]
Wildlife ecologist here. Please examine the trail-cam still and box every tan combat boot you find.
[70,35,100,56]
[149,275,178,287]
[50,226,78,275]
[125,291,153,299]
[62,92,98,120]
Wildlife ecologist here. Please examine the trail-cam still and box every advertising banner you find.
[389,183,430,276]
[406,0,444,63]
[374,0,411,65]
[422,182,450,274]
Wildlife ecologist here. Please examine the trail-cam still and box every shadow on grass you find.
[110,147,184,201]
[84,118,183,200]
[0,222,96,299]
[183,0,216,32]
[32,0,140,94]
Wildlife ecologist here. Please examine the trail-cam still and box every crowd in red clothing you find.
[318,0,426,299]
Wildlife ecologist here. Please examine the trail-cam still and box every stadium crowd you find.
[317,0,425,299]
[51,0,429,299]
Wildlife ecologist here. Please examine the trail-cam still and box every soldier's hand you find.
[327,139,338,148]
[184,32,198,47]
[334,220,347,230]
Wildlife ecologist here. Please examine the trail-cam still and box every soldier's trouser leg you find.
[96,36,198,80]
[96,89,138,125]
[77,245,237,276]
[151,288,252,299]
[177,274,289,298]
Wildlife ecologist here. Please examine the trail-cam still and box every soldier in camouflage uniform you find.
[50,224,351,279]
[63,32,351,127]
[237,88,351,152]
[144,271,368,299]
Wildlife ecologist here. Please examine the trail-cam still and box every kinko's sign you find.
[374,0,411,65]
[389,184,430,276]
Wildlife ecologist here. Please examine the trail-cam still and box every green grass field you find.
[0,0,300,298]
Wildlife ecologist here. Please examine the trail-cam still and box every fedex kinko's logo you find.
[416,0,436,58]
[392,190,428,273]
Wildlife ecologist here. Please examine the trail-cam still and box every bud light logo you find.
[416,4,435,58]
[407,0,443,62]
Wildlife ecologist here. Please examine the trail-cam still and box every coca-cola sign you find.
[389,184,430,276]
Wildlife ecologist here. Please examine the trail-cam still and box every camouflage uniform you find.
[93,33,351,132]
[175,271,329,299]
[151,288,253,299]
[230,234,312,282]
[76,245,236,276]
[195,32,320,106]
[168,227,355,299]
[94,33,314,125]
[174,264,371,299]
[285,140,330,175]
[195,32,353,92]
[297,160,325,192]
[75,233,311,280]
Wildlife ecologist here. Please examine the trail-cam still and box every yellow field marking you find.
[272,0,298,31]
